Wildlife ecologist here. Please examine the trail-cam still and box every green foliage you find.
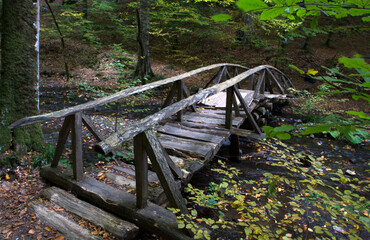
[31,144,55,168]
[172,144,369,239]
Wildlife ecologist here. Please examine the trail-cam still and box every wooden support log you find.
[30,201,101,240]
[42,187,139,239]
[52,115,73,168]
[181,81,197,112]
[177,81,183,122]
[229,134,241,162]
[225,87,233,129]
[266,69,285,94]
[96,65,269,155]
[72,112,84,181]
[162,83,178,109]
[233,86,262,134]
[40,166,193,239]
[142,130,188,214]
[253,70,266,99]
[134,132,149,209]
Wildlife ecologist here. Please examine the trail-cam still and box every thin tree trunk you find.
[0,0,44,153]
[45,0,70,81]
[135,0,154,84]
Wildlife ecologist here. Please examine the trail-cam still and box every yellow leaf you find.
[55,236,65,240]
[5,174,10,180]
[306,69,318,76]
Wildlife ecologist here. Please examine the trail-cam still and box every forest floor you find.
[1,23,369,239]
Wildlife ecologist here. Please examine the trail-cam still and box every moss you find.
[0,0,44,153]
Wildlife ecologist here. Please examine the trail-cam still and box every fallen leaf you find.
[28,229,35,234]
[45,226,52,231]
[55,235,65,240]
[5,174,10,180]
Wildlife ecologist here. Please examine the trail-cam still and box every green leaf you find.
[362,16,370,22]
[212,14,232,22]
[274,124,295,132]
[339,57,370,72]
[346,111,370,119]
[289,64,305,74]
[276,132,291,140]
[263,126,274,135]
[178,223,185,229]
[301,124,332,135]
[236,0,268,12]
[191,209,197,217]
[260,7,286,20]
[348,8,370,17]
[296,8,306,18]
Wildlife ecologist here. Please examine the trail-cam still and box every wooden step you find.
[41,187,139,239]
[40,165,193,240]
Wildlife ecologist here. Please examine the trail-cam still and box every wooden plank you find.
[112,164,159,183]
[199,90,254,108]
[134,132,148,209]
[183,114,244,128]
[30,201,101,240]
[40,166,193,240]
[51,115,73,168]
[157,124,226,144]
[159,134,216,160]
[42,187,139,239]
[72,112,83,181]
[82,114,105,142]
[143,130,188,214]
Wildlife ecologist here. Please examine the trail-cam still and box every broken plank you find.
[40,166,193,240]
[159,134,216,160]
[42,187,139,240]
[157,124,226,144]
[30,200,101,240]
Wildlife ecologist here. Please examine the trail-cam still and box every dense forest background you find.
[0,0,369,239]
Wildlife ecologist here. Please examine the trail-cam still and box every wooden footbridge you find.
[10,63,294,239]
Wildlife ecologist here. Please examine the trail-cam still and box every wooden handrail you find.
[9,63,250,129]
[95,64,276,154]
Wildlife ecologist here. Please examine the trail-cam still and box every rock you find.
[333,225,345,234]
[345,170,356,176]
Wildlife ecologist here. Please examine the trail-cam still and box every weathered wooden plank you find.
[143,130,188,214]
[112,164,159,183]
[72,112,83,181]
[134,132,149,209]
[199,90,254,108]
[157,124,226,144]
[40,166,193,240]
[178,121,231,135]
[183,114,244,128]
[30,201,101,240]
[159,134,216,160]
[42,187,139,239]
[51,115,73,168]
[10,63,250,129]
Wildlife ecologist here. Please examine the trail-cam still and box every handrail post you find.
[134,132,148,209]
[225,87,233,129]
[176,80,183,122]
[71,112,83,181]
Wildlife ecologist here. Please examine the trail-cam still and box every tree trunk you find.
[0,0,44,153]
[135,0,154,84]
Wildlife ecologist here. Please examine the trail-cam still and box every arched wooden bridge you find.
[10,63,294,239]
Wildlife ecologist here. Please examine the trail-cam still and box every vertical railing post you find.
[134,132,148,209]
[225,87,233,129]
[71,112,83,181]
[176,80,183,122]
